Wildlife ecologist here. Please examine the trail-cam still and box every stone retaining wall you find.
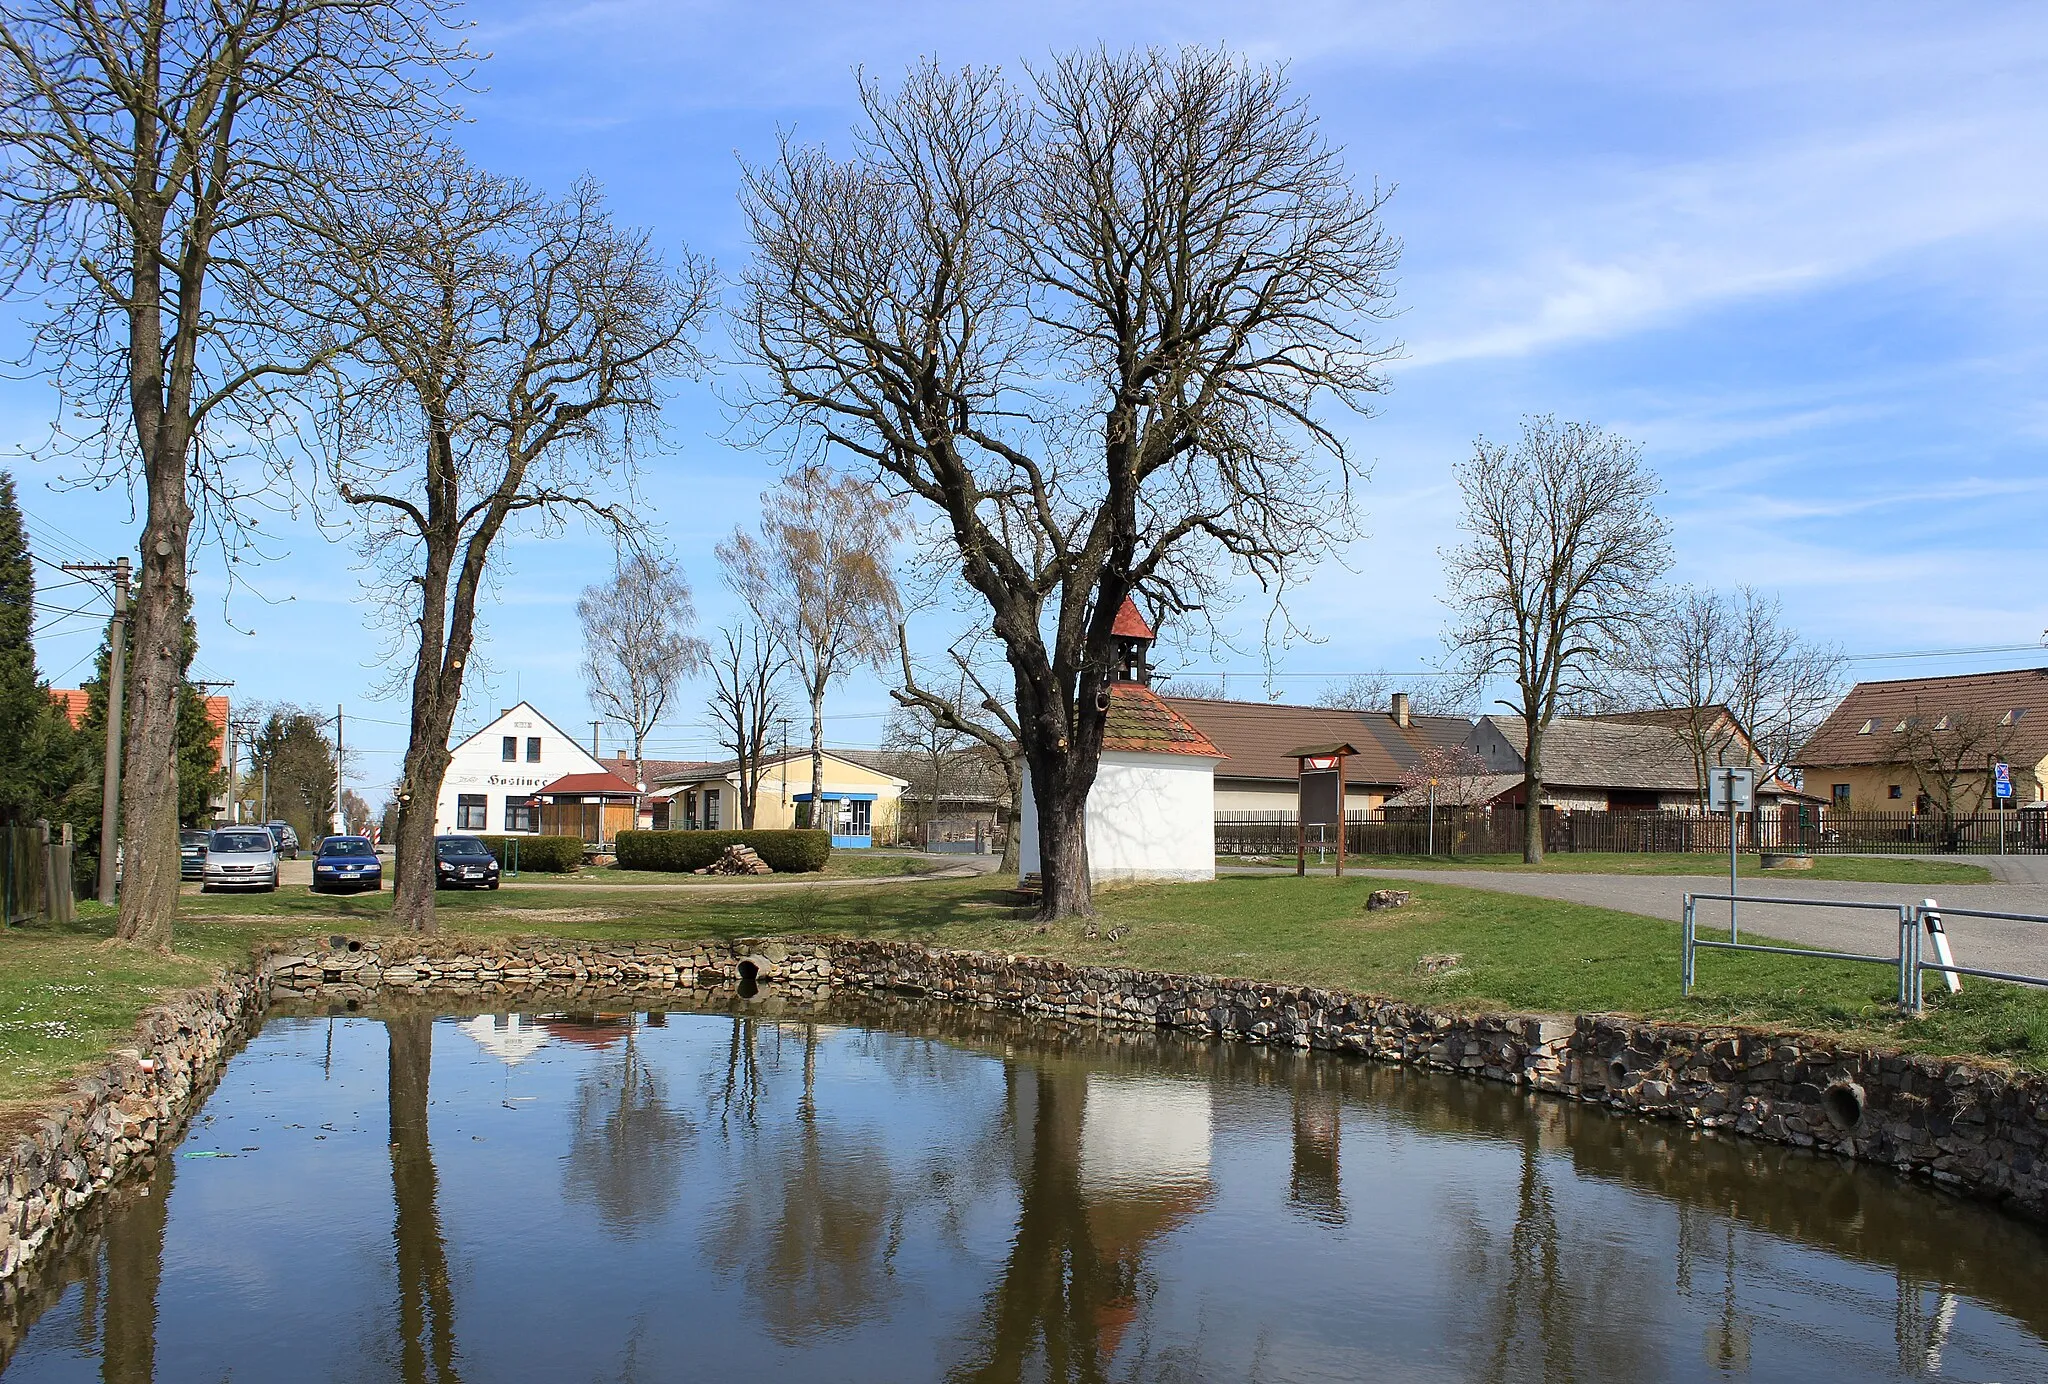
[5,931,2044,1302]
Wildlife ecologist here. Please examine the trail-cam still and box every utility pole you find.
[64,557,129,905]
[590,720,600,758]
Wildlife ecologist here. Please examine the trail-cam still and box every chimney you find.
[1391,692,1411,728]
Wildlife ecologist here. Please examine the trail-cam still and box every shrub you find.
[614,829,831,874]
[475,834,583,873]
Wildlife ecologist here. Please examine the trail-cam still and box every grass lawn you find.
[6,870,2044,1123]
[1222,851,1994,885]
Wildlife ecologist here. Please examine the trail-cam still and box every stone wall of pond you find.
[5,931,2045,1300]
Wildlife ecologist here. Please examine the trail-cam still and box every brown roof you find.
[1793,668,2048,770]
[535,771,641,799]
[1104,683,1224,757]
[1111,597,1155,640]
[599,752,720,784]
[1487,714,1740,793]
[1163,696,1471,785]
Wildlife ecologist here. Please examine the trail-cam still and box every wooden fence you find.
[1215,807,2048,858]
[2,816,75,926]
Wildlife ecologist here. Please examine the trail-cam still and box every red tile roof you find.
[535,771,641,798]
[49,688,88,727]
[1103,683,1225,758]
[1794,668,2048,770]
[1111,597,1155,640]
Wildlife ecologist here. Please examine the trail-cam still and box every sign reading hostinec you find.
[1707,766,1756,813]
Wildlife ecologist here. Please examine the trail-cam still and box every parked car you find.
[434,835,500,890]
[311,835,382,894]
[265,820,300,859]
[179,829,210,880]
[202,827,278,892]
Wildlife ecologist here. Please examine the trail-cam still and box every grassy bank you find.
[1223,851,1995,885]
[5,870,2044,1122]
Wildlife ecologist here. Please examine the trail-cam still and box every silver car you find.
[202,826,278,892]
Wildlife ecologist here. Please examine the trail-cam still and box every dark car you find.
[265,820,301,859]
[311,835,382,894]
[434,835,500,890]
[179,828,210,880]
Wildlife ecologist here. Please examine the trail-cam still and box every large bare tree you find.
[718,466,901,826]
[1313,672,1473,716]
[0,0,467,949]
[291,150,712,930]
[1442,416,1671,862]
[704,624,787,829]
[738,50,1398,917]
[1897,703,2014,843]
[578,551,708,788]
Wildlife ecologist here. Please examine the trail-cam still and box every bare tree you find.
[1629,585,1842,798]
[891,630,1024,871]
[719,466,901,828]
[0,0,468,949]
[706,625,787,829]
[579,551,709,789]
[1897,703,2013,844]
[1154,676,1231,700]
[1442,417,1671,862]
[292,150,712,930]
[738,50,1398,917]
[1313,673,1473,716]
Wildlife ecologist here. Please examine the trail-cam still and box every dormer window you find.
[1857,719,1874,735]
[1934,715,1950,731]
[2002,708,2027,727]
[1893,719,1909,733]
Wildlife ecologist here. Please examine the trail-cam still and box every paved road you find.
[1224,863,2048,980]
[248,852,997,894]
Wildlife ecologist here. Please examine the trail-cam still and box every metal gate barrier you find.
[1681,893,2048,1013]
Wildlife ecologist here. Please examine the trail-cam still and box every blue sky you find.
[10,1,2048,800]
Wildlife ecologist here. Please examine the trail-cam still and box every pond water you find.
[3,996,2045,1383]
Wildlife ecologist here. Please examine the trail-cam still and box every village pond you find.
[2,994,2045,1382]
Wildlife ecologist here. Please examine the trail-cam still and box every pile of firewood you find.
[694,844,773,876]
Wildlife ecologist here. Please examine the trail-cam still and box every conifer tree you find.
[0,470,80,820]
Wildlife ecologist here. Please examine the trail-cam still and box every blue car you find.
[311,835,382,894]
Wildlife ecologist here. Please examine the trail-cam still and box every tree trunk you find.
[809,683,826,835]
[1521,731,1545,865]
[1029,745,1096,920]
[99,1156,173,1383]
[114,499,192,950]
[392,618,458,933]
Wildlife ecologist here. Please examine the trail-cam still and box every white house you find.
[434,701,606,835]
[1019,600,1223,883]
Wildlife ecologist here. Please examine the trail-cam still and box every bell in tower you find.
[1111,596,1156,685]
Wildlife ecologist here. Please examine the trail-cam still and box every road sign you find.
[1707,766,1756,813]
[1994,762,2013,800]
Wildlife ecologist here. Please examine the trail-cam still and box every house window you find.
[1857,719,1874,735]
[457,794,488,830]
[1888,785,1902,800]
[1831,784,1851,808]
[1915,794,1931,815]
[526,736,542,762]
[501,736,518,761]
[2002,708,2026,727]
[505,801,535,832]
[703,789,721,829]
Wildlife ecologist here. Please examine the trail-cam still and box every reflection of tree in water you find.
[96,1155,173,1384]
[387,1015,461,1384]
[563,1017,694,1236]
[708,1021,903,1342]
[1449,1120,1661,1384]
[950,1065,1141,1384]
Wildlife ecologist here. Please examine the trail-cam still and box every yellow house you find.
[648,749,909,846]
[1793,668,2048,813]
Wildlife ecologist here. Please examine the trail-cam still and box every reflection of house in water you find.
[540,1013,634,1049]
[459,1013,551,1066]
[1289,1084,1345,1226]
[1074,1074,1215,1359]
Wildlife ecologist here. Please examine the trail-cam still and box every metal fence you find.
[1216,806,2048,858]
[1682,893,2048,1012]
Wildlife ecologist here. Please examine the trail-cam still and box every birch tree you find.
[718,466,901,827]
[738,49,1398,917]
[578,551,708,788]
[0,0,468,949]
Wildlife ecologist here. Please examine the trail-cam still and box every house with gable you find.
[435,701,611,836]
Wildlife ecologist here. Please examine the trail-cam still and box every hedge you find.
[614,829,831,874]
[474,834,584,873]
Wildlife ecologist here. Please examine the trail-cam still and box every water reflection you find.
[2,999,2044,1383]
[386,1015,460,1384]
